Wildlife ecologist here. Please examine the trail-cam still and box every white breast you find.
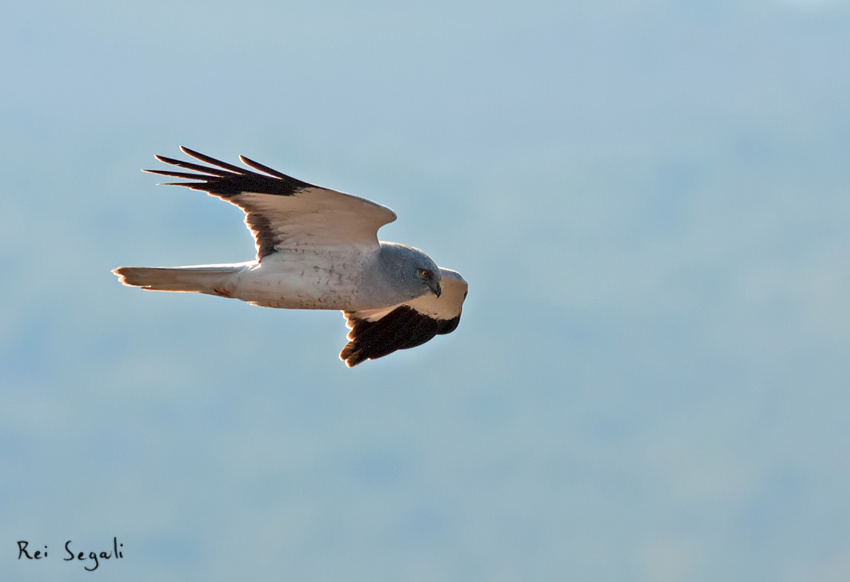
[225,252,371,310]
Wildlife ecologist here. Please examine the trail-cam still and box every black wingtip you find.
[340,305,461,367]
[340,346,366,367]
[178,145,201,159]
[147,151,234,177]
[239,154,292,179]
[142,147,312,199]
[178,146,245,173]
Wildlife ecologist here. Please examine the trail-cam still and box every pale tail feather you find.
[113,265,244,294]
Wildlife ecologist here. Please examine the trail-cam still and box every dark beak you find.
[429,280,442,298]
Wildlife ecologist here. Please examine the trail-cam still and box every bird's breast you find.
[226,252,370,310]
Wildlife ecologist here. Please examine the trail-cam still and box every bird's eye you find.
[417,269,429,279]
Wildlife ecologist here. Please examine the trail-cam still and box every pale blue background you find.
[2,1,850,580]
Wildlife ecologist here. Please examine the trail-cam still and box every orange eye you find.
[418,269,429,279]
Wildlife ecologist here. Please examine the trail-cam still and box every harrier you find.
[113,147,468,366]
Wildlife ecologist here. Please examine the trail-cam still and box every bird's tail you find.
[113,264,246,295]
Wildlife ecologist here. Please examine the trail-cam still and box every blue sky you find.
[2,1,850,580]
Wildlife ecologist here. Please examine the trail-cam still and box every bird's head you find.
[379,243,443,301]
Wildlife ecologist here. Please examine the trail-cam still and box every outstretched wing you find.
[145,146,397,260]
[340,269,468,367]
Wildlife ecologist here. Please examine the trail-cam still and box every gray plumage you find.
[114,147,468,366]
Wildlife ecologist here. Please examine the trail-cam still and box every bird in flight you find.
[113,147,468,366]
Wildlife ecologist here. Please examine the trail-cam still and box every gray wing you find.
[145,146,397,260]
[340,269,468,367]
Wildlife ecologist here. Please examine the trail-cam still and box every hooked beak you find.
[429,280,442,298]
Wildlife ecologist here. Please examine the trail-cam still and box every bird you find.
[113,146,468,367]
